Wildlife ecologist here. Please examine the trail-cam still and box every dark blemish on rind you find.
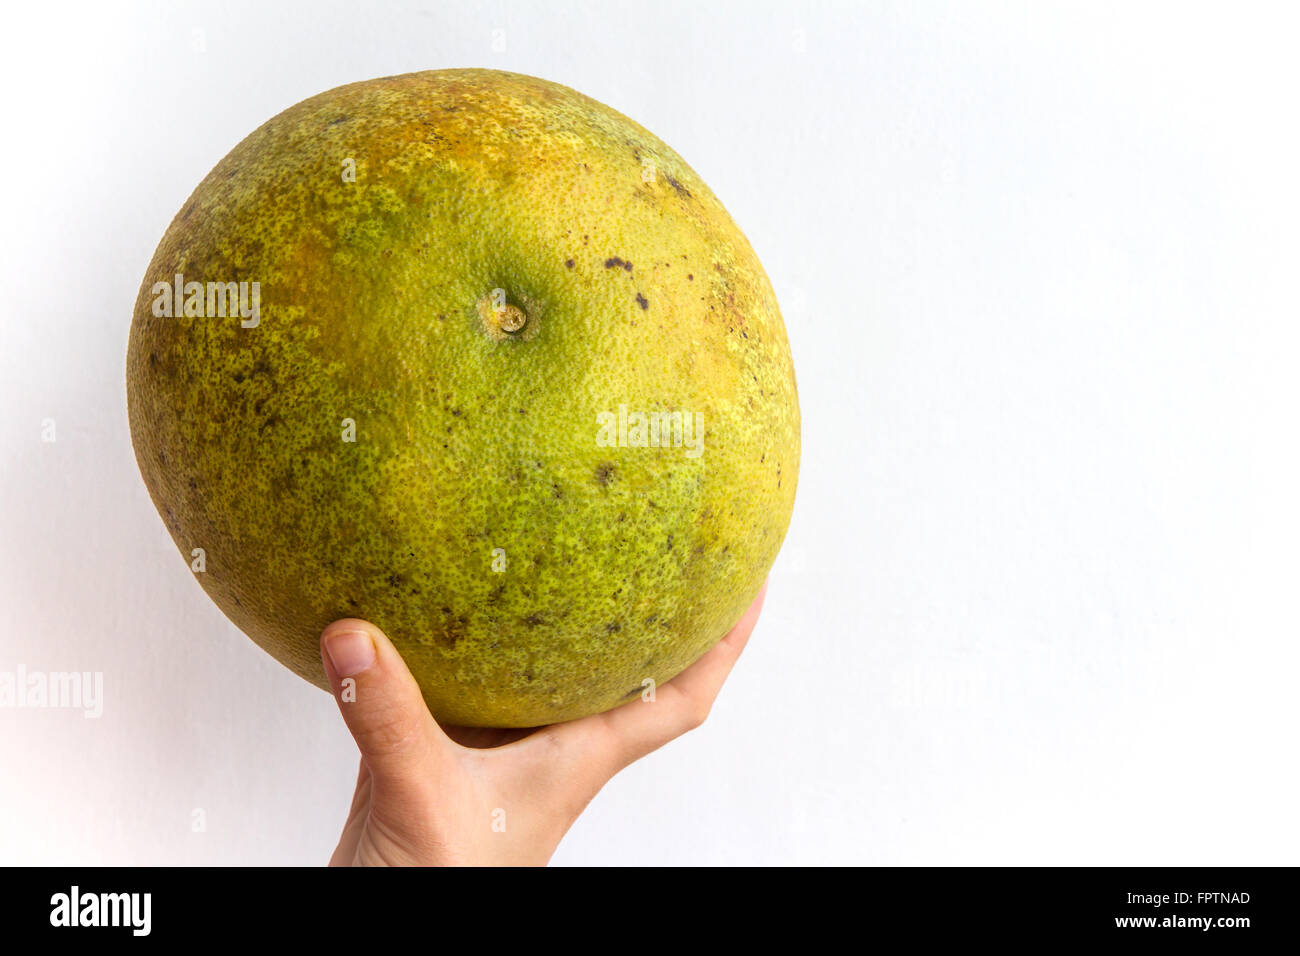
[327,116,349,126]
[435,610,468,650]
[523,669,534,682]
[604,257,633,271]
[665,534,674,551]
[623,685,644,699]
[523,613,546,627]
[565,259,574,268]
[635,293,649,310]
[605,622,622,635]
[387,573,405,588]
[595,463,616,486]
[687,274,694,280]
[663,173,691,198]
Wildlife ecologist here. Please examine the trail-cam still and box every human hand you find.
[319,583,767,865]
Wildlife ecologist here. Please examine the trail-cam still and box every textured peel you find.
[126,69,799,727]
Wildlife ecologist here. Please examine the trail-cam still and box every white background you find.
[1,0,1297,865]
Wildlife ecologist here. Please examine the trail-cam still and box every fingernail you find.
[324,630,376,677]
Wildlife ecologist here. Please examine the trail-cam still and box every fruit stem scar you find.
[495,303,527,332]
[479,293,539,341]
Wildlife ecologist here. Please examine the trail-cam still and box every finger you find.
[343,757,372,822]
[644,581,765,723]
[329,758,373,866]
[320,618,451,798]
[539,582,768,791]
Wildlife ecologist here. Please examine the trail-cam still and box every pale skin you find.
[320,583,767,866]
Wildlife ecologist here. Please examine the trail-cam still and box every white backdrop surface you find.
[1,1,1297,865]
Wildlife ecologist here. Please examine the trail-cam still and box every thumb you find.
[320,619,449,797]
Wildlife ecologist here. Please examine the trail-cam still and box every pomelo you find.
[126,69,799,727]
